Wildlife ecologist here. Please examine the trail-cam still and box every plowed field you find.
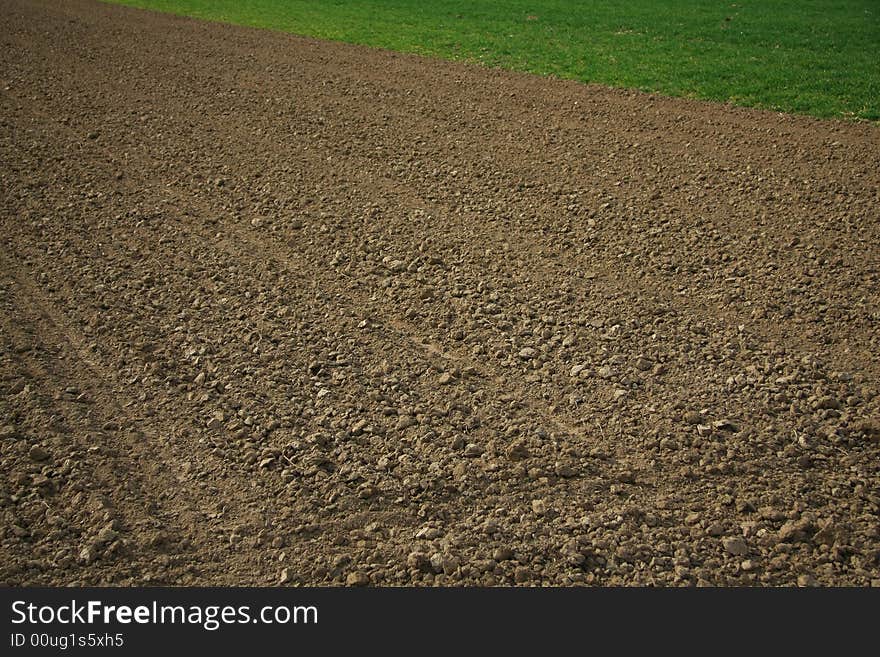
[1,0,879,586]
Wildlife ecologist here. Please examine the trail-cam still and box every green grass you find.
[104,0,879,121]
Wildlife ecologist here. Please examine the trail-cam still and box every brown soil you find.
[1,0,879,587]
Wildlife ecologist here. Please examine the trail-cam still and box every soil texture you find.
[1,0,879,586]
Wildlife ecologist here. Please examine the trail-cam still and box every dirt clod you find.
[27,445,50,462]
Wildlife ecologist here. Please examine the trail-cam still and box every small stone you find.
[463,443,483,457]
[194,372,206,385]
[278,568,290,584]
[811,521,840,546]
[79,545,97,564]
[735,498,756,513]
[346,571,370,586]
[617,470,636,484]
[250,217,264,228]
[740,521,759,538]
[493,547,514,561]
[740,559,757,572]
[615,545,636,562]
[438,372,454,385]
[570,364,587,377]
[853,420,879,441]
[705,522,725,537]
[759,507,786,522]
[96,523,118,545]
[506,440,529,461]
[443,557,461,575]
[797,574,818,587]
[814,397,841,411]
[561,541,585,566]
[0,425,18,439]
[778,518,814,543]
[518,347,536,359]
[683,411,704,425]
[554,461,576,477]
[436,554,460,575]
[395,415,416,431]
[28,445,50,462]
[290,219,303,229]
[531,499,548,515]
[386,259,405,273]
[332,555,351,568]
[33,475,56,496]
[722,537,749,556]
[634,356,652,371]
[407,551,431,572]
[356,484,378,499]
[597,365,614,379]
[712,419,740,433]
[514,566,531,583]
